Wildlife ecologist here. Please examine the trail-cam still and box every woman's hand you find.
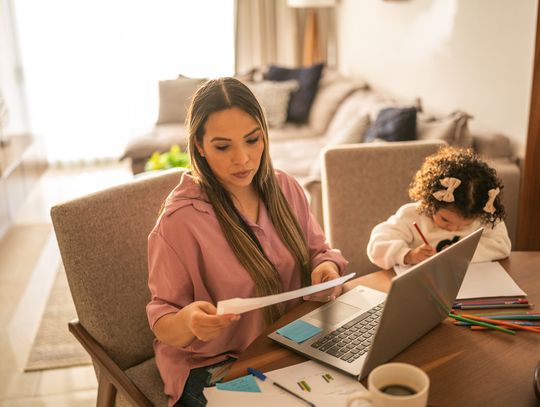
[153,301,240,348]
[303,261,342,302]
[184,301,240,342]
[404,244,436,265]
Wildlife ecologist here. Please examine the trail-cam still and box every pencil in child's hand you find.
[413,222,430,246]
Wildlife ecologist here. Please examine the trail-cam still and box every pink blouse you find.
[147,169,348,406]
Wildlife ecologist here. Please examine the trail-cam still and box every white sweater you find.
[367,202,511,270]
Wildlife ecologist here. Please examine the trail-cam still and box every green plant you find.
[144,144,190,171]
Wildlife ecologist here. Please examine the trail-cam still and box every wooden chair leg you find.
[97,373,117,407]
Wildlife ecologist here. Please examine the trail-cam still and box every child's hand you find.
[404,244,436,265]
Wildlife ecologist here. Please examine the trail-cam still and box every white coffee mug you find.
[347,363,429,407]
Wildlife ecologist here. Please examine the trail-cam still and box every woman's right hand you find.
[184,301,240,342]
[404,244,436,265]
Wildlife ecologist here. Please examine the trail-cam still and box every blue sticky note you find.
[216,374,261,392]
[276,320,322,343]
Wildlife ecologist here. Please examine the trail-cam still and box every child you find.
[367,146,511,272]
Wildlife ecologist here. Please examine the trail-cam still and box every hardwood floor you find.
[0,161,132,406]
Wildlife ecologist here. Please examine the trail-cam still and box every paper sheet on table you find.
[217,273,355,315]
[205,360,369,406]
[456,261,527,300]
[266,360,367,396]
[205,388,350,406]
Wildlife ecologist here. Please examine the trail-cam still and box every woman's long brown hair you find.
[186,77,310,325]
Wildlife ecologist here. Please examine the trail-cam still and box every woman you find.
[146,77,348,407]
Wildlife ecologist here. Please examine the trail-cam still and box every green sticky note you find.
[216,374,261,392]
[277,320,322,343]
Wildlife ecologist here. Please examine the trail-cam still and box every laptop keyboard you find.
[310,303,384,363]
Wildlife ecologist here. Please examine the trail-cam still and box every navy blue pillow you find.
[364,107,417,142]
[265,63,324,123]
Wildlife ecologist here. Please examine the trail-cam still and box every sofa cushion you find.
[308,75,367,134]
[325,90,396,138]
[246,80,298,128]
[417,111,473,148]
[364,107,417,143]
[270,138,326,177]
[268,123,316,142]
[265,63,324,123]
[325,113,371,145]
[122,124,187,160]
[309,113,371,176]
[472,130,513,159]
[156,76,205,124]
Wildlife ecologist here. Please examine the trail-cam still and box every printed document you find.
[217,273,355,315]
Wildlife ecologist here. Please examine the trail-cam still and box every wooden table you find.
[225,252,540,406]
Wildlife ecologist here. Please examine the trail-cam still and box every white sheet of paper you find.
[456,261,527,300]
[217,273,355,315]
[204,388,352,407]
[204,360,369,406]
[266,360,367,396]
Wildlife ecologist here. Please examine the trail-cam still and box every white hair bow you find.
[432,177,461,202]
[483,188,500,214]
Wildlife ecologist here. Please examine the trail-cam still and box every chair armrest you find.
[69,320,154,407]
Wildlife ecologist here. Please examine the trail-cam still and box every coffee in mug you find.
[347,363,429,407]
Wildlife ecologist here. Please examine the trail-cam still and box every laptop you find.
[268,227,483,379]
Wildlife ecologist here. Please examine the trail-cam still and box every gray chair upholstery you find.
[51,168,185,407]
[321,140,446,276]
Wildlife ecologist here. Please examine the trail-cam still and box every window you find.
[13,0,235,162]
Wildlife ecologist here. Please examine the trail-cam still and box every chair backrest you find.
[322,140,446,276]
[51,168,185,370]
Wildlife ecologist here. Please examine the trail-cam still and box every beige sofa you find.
[121,68,520,242]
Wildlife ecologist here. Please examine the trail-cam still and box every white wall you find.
[0,0,28,133]
[336,0,538,157]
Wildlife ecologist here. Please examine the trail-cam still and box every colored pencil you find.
[470,314,540,321]
[458,303,532,310]
[413,222,429,245]
[454,320,540,327]
[448,313,515,335]
[471,311,540,316]
[461,313,540,333]
[454,298,528,305]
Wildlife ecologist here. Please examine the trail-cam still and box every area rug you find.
[24,264,92,371]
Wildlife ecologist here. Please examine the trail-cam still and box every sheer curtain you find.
[13,0,234,164]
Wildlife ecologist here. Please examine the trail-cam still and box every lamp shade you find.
[287,0,336,8]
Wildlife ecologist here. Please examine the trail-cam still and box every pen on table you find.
[448,312,515,335]
[247,367,316,407]
[413,222,430,246]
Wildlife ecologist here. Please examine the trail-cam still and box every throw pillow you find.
[156,76,205,125]
[308,78,368,135]
[309,114,371,177]
[364,107,417,143]
[417,110,473,148]
[246,80,299,128]
[265,63,324,123]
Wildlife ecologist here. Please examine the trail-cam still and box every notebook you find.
[268,227,483,379]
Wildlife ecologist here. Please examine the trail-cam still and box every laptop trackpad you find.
[309,302,360,325]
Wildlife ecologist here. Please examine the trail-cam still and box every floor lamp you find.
[288,0,336,66]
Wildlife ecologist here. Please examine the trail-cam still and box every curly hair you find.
[409,146,506,227]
